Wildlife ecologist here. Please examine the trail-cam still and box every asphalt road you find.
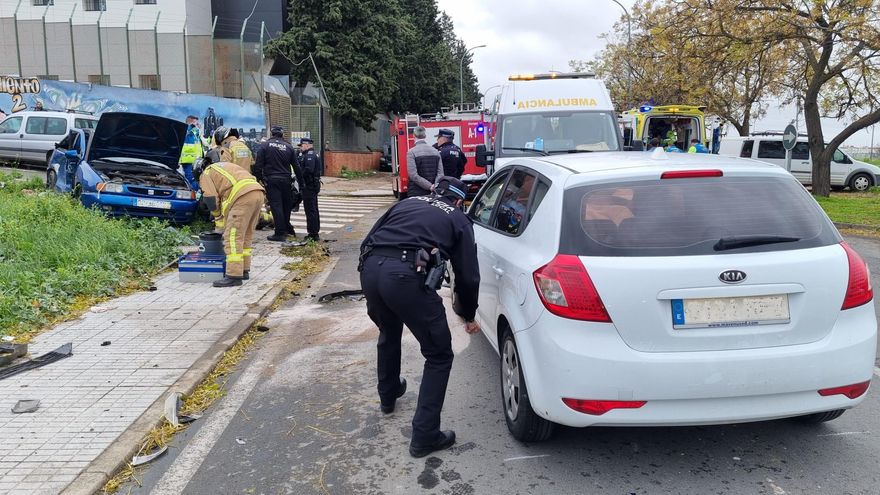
[122,219,880,495]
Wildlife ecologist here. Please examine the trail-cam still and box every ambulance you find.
[475,72,623,172]
[389,109,488,199]
[619,104,708,151]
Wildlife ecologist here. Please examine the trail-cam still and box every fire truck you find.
[389,108,488,199]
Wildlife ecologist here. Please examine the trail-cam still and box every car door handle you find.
[492,265,505,277]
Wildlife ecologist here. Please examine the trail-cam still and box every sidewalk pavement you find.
[0,242,294,495]
[0,173,394,495]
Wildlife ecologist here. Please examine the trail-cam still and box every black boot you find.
[213,276,243,287]
[242,271,250,280]
[409,430,456,458]
[380,377,407,414]
[267,234,287,242]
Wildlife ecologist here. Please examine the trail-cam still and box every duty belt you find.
[368,247,419,262]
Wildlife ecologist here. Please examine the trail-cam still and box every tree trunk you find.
[802,93,831,197]
[740,105,751,136]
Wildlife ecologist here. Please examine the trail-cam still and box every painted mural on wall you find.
[0,77,265,142]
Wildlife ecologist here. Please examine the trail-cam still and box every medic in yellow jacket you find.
[195,149,266,288]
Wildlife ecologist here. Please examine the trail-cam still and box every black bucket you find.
[198,232,224,256]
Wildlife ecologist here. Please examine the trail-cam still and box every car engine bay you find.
[91,160,189,189]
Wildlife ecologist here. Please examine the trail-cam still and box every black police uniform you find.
[298,142,323,240]
[437,141,467,179]
[359,193,480,449]
[254,136,304,238]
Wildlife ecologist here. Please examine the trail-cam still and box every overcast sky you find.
[437,0,877,148]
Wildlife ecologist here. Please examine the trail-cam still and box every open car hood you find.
[87,112,188,170]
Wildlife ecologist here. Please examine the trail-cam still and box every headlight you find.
[98,182,124,193]
[176,189,195,200]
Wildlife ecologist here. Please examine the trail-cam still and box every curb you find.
[60,270,296,495]
[834,222,880,231]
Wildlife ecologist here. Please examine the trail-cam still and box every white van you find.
[476,73,622,173]
[0,111,98,167]
[719,133,880,191]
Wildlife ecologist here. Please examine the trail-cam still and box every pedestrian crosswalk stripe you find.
[284,195,394,238]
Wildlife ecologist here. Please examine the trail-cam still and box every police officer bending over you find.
[359,176,481,458]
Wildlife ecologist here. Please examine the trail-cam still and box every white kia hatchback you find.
[466,150,876,441]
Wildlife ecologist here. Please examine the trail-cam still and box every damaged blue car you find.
[47,112,198,223]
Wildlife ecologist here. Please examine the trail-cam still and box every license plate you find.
[671,294,790,329]
[135,198,172,209]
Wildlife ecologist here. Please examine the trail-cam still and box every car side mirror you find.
[65,149,79,159]
[475,144,494,168]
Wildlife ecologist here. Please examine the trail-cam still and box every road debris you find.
[236,437,247,445]
[318,289,365,303]
[0,343,72,381]
[11,399,40,414]
[0,343,27,366]
[131,445,168,466]
[101,341,111,346]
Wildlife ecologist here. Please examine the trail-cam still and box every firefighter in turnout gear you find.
[434,128,467,179]
[196,148,266,288]
[297,137,323,241]
[359,176,481,458]
[213,127,255,174]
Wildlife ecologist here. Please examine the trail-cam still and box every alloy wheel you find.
[502,339,521,421]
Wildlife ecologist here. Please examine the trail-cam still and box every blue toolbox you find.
[178,252,226,283]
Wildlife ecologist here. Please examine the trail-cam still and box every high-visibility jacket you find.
[199,162,265,227]
[219,137,254,173]
[180,125,205,165]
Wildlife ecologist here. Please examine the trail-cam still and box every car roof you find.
[502,151,788,185]
[10,110,96,119]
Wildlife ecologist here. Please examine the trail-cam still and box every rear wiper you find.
[501,147,549,156]
[714,235,800,251]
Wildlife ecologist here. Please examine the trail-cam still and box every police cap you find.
[300,137,314,144]
[270,125,284,137]
[435,176,467,200]
[435,128,455,139]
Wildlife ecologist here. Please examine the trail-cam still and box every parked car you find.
[49,112,198,223]
[464,150,876,441]
[719,133,880,191]
[0,110,98,167]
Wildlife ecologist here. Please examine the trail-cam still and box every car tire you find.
[849,172,872,192]
[46,169,57,189]
[795,409,846,424]
[45,151,53,168]
[500,330,554,442]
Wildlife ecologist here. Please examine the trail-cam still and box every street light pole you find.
[460,44,486,110]
[610,0,632,109]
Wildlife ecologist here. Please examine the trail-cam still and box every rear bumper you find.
[81,192,198,223]
[514,302,877,427]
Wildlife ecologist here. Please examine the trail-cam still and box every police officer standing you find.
[359,176,481,458]
[434,129,467,179]
[298,137,323,242]
[254,125,303,241]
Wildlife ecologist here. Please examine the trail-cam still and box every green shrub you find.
[0,173,188,335]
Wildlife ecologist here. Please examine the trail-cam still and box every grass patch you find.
[338,167,376,180]
[814,187,880,228]
[862,157,880,167]
[276,240,332,306]
[0,171,191,340]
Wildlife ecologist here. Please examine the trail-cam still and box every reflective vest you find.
[180,126,205,165]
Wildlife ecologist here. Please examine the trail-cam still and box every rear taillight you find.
[533,254,611,322]
[840,242,873,310]
[818,381,870,399]
[661,169,723,179]
[562,398,647,415]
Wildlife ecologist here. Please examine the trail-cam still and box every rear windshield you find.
[560,176,840,257]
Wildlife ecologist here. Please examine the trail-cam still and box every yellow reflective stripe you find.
[221,179,259,216]
[243,248,253,257]
[230,227,238,255]
[227,254,245,262]
[206,165,259,216]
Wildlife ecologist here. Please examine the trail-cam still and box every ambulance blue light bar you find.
[508,72,596,81]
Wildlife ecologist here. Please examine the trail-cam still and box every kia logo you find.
[719,270,747,284]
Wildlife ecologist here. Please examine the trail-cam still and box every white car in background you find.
[718,133,880,191]
[466,150,876,441]
[0,110,98,166]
